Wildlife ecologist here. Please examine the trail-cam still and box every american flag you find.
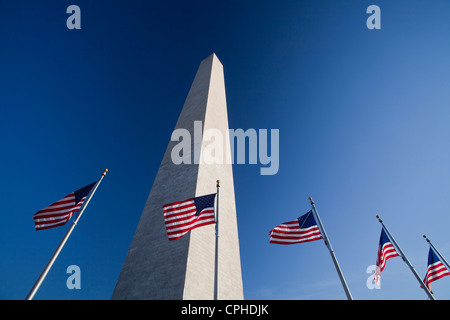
[269,210,322,245]
[33,182,97,231]
[423,248,450,292]
[374,228,399,286]
[163,193,216,241]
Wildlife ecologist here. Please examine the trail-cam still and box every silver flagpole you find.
[423,235,450,272]
[214,180,220,300]
[25,168,108,300]
[309,197,353,300]
[376,215,435,300]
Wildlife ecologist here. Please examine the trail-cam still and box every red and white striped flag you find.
[163,193,216,241]
[269,210,322,245]
[32,182,96,230]
[374,228,399,286]
[423,248,450,292]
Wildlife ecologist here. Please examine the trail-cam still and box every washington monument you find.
[111,53,244,300]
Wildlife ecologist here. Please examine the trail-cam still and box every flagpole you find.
[309,197,353,300]
[376,215,435,300]
[423,235,450,272]
[214,180,220,300]
[25,168,108,300]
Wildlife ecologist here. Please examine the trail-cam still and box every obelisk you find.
[111,53,244,300]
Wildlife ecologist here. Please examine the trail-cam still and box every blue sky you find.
[1,0,450,300]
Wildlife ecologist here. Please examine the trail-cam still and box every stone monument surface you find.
[111,53,244,300]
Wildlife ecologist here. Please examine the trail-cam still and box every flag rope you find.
[214,179,220,300]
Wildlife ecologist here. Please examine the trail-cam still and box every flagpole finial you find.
[102,168,108,176]
[216,180,220,187]
[308,197,314,204]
